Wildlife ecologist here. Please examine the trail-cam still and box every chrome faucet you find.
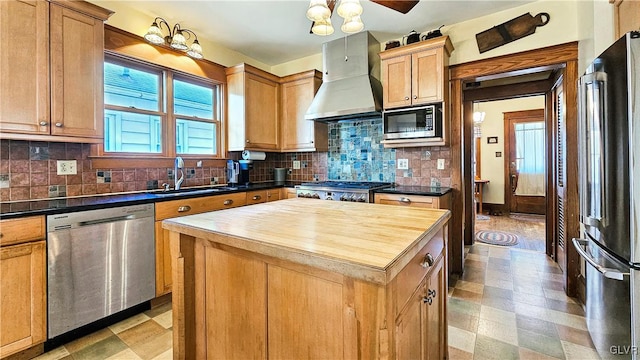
[174,157,184,190]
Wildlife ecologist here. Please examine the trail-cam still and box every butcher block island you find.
[162,198,451,360]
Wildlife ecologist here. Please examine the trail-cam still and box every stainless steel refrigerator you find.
[574,31,640,360]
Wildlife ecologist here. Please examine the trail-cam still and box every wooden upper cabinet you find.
[50,3,106,139]
[0,0,111,143]
[380,36,453,110]
[226,64,280,151]
[0,0,49,135]
[280,70,327,152]
[611,0,640,38]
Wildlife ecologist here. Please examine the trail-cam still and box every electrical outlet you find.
[196,160,203,167]
[397,158,409,170]
[293,160,301,169]
[437,159,445,170]
[56,160,77,175]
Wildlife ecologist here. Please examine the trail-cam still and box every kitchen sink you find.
[148,187,235,197]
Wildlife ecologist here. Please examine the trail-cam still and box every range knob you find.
[357,195,367,202]
[312,193,320,199]
[349,195,357,202]
[326,196,333,200]
[297,193,304,198]
[305,193,313,198]
[340,195,349,201]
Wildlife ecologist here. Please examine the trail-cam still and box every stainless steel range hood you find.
[305,31,382,122]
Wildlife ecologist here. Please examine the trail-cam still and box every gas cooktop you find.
[299,181,393,190]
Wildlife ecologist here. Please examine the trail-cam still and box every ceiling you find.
[95,0,537,66]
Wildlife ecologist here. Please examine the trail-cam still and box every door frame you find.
[448,42,580,296]
[503,109,546,214]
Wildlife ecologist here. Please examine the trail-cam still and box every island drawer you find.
[393,228,445,315]
[155,192,247,220]
[0,216,45,246]
[375,193,444,208]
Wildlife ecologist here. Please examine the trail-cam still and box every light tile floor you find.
[34,302,173,360]
[448,243,601,360]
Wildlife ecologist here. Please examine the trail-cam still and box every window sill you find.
[90,156,228,169]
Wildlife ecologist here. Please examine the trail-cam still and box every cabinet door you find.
[266,189,281,202]
[154,222,172,297]
[396,279,426,360]
[268,265,344,359]
[281,77,326,151]
[412,49,442,105]
[425,254,446,360]
[382,55,412,109]
[245,73,279,150]
[246,190,268,205]
[50,4,104,138]
[0,241,46,357]
[0,0,49,135]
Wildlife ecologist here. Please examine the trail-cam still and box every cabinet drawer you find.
[394,228,445,316]
[266,189,281,202]
[0,216,45,246]
[375,193,439,208]
[246,190,268,205]
[155,192,247,220]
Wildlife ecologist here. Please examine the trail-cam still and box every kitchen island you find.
[162,198,451,359]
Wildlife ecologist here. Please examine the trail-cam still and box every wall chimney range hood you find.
[305,31,382,122]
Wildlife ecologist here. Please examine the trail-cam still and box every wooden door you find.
[396,278,426,360]
[245,73,279,150]
[50,4,104,139]
[0,241,46,357]
[424,254,446,360]
[554,80,567,275]
[504,109,546,214]
[0,0,49,135]
[382,55,412,109]
[280,76,325,151]
[268,265,344,359]
[412,48,442,105]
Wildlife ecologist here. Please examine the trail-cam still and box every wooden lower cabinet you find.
[184,227,448,359]
[375,192,451,209]
[0,241,46,358]
[281,187,297,199]
[154,192,246,297]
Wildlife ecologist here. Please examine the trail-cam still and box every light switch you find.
[437,159,445,170]
[398,159,409,169]
[57,160,77,175]
[293,160,301,169]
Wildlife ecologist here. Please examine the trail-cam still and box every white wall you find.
[476,96,546,205]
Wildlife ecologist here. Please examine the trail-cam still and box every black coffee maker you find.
[238,160,252,186]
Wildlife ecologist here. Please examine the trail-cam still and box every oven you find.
[295,181,392,203]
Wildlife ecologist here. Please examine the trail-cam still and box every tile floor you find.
[448,243,600,359]
[34,302,173,360]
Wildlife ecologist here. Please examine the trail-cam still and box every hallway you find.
[447,243,599,359]
[475,213,546,252]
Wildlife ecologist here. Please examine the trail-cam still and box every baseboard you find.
[482,202,508,215]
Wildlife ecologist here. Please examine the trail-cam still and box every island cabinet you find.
[245,189,280,205]
[0,0,112,143]
[379,36,453,110]
[0,216,46,358]
[226,63,280,151]
[279,70,328,152]
[153,192,247,297]
[163,199,451,359]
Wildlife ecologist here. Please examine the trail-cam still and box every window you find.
[103,55,221,157]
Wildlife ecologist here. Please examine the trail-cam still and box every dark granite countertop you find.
[374,186,452,196]
[0,182,299,219]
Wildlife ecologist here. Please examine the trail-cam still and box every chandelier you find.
[144,17,203,59]
[306,0,364,36]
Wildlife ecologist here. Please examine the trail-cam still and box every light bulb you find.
[187,40,203,59]
[312,17,334,36]
[337,0,362,18]
[341,15,364,33]
[171,30,188,51]
[144,22,165,45]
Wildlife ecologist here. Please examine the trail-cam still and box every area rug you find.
[476,214,490,221]
[509,213,545,222]
[475,230,519,246]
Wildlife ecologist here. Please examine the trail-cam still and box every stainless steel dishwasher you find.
[46,204,155,339]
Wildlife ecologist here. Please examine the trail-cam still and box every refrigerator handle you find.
[572,238,629,281]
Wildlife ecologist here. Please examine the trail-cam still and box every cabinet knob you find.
[177,205,191,213]
[246,139,250,143]
[420,253,435,268]
[399,197,412,204]
[55,122,63,127]
[428,289,436,297]
[422,296,433,305]
[252,195,262,200]
[39,121,47,126]
[413,95,417,99]
[404,96,410,100]
[224,199,234,205]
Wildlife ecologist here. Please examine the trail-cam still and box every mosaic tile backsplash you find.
[327,118,396,182]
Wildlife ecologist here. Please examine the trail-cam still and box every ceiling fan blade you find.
[309,0,337,34]
[370,0,419,14]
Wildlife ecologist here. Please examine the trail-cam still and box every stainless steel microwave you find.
[383,104,443,140]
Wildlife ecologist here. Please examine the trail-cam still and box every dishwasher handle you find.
[78,214,136,227]
[572,238,629,281]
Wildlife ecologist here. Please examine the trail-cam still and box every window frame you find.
[93,52,224,165]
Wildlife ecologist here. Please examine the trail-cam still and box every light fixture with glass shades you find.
[143,17,203,59]
[307,0,364,36]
